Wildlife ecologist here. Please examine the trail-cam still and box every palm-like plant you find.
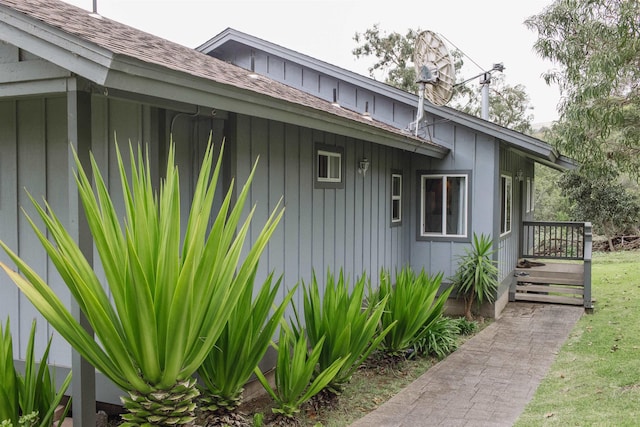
[293,270,395,394]
[197,273,295,414]
[0,139,283,426]
[375,267,452,356]
[451,233,499,321]
[0,319,72,427]
[254,326,346,419]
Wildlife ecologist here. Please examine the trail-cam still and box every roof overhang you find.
[0,5,448,159]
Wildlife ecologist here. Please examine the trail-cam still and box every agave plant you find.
[450,233,499,321]
[0,319,72,427]
[0,139,283,426]
[375,267,452,356]
[254,325,346,419]
[293,269,395,394]
[197,272,295,414]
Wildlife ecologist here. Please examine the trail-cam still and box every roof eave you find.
[104,55,449,158]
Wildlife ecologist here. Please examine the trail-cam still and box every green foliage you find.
[0,138,283,425]
[526,0,640,177]
[374,267,452,355]
[198,273,295,412]
[456,74,534,133]
[452,317,478,336]
[532,163,571,221]
[254,326,347,418]
[451,233,499,321]
[413,317,460,359]
[293,269,395,394]
[558,169,640,244]
[0,319,71,427]
[352,25,534,131]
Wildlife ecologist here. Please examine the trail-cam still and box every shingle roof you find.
[1,0,445,151]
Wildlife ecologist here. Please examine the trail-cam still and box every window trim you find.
[391,172,402,225]
[418,171,470,240]
[526,178,531,213]
[500,174,513,236]
[314,144,345,189]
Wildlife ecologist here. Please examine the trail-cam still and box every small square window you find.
[318,150,341,182]
[314,144,345,189]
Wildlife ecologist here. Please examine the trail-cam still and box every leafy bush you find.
[293,269,395,394]
[453,317,478,335]
[451,233,499,321]
[254,326,346,418]
[413,317,460,359]
[374,267,452,356]
[0,140,283,426]
[198,273,295,413]
[0,319,71,427]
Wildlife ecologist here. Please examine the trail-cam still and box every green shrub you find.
[254,325,346,418]
[0,319,71,427]
[453,317,478,335]
[198,273,295,412]
[414,317,460,359]
[0,139,283,426]
[293,269,395,394]
[451,233,499,320]
[374,267,452,356]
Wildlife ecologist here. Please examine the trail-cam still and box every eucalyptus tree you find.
[525,0,640,177]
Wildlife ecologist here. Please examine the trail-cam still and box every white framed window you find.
[526,178,532,213]
[421,174,468,237]
[317,150,341,182]
[500,174,512,236]
[391,173,402,224]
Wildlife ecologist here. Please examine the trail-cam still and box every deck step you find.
[514,292,584,306]
[515,275,584,286]
[516,284,584,295]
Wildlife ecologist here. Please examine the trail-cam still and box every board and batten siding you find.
[231,113,410,314]
[0,97,72,365]
[408,123,498,281]
[496,147,535,291]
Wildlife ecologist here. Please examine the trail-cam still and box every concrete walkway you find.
[351,302,584,427]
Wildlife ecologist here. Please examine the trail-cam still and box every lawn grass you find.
[515,250,640,426]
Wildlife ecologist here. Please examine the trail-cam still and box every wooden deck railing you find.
[521,221,589,260]
[519,221,593,309]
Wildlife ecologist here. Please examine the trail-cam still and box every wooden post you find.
[583,222,593,310]
[67,81,96,426]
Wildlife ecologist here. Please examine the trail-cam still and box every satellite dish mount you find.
[411,30,456,137]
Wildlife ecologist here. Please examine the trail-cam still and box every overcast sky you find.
[63,0,561,124]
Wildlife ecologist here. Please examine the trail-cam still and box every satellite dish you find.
[411,30,455,136]
[413,30,455,106]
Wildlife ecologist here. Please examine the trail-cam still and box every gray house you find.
[0,0,586,419]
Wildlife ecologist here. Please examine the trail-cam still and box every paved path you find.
[351,302,584,427]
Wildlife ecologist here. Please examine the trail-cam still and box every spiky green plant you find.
[197,273,295,413]
[254,325,347,419]
[451,233,499,321]
[413,316,460,359]
[0,139,283,426]
[0,319,71,427]
[375,267,453,356]
[293,269,395,394]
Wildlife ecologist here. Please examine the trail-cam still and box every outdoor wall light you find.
[516,169,524,182]
[358,158,370,176]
